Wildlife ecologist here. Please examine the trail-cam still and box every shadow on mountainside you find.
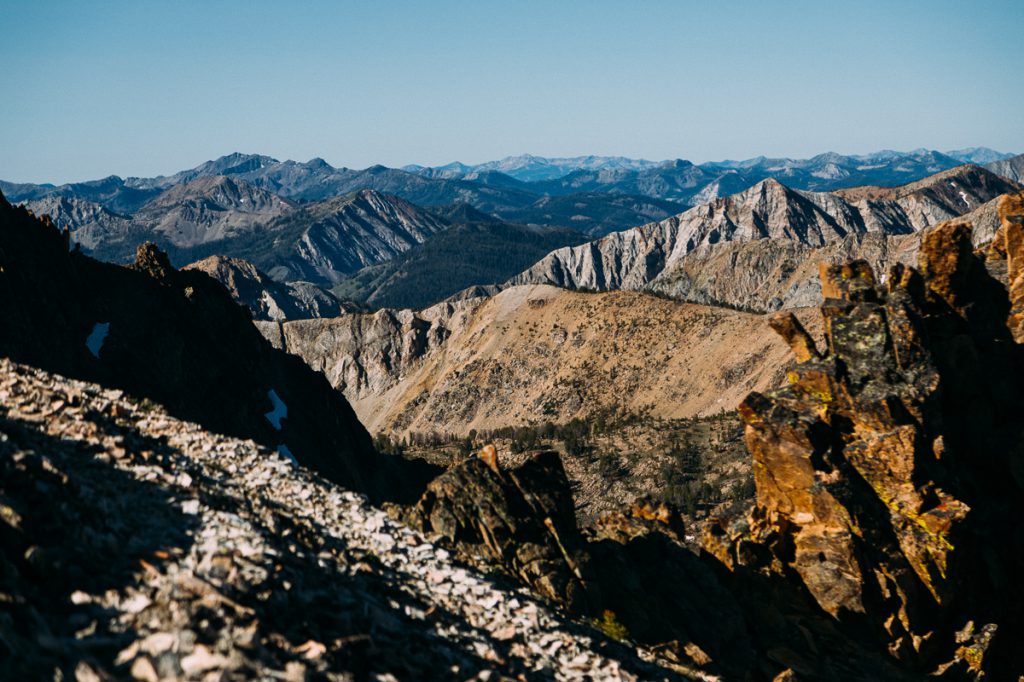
[0,412,198,679]
[0,189,440,507]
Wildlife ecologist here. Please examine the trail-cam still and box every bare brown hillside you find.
[258,284,821,437]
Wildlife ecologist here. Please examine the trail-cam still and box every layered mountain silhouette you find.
[7,150,1022,320]
[7,148,1019,244]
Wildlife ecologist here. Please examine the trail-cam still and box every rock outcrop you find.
[701,194,1024,678]
[402,449,758,678]
[183,255,361,321]
[401,193,1024,679]
[401,449,596,615]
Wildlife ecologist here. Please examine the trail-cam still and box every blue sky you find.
[2,0,1022,183]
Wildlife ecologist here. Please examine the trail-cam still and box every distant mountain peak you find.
[305,157,334,170]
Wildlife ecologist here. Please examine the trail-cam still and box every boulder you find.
[402,449,597,614]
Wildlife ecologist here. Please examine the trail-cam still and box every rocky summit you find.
[183,255,362,321]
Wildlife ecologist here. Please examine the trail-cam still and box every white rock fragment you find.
[70,590,92,605]
[121,593,151,614]
[85,322,110,358]
[180,645,227,675]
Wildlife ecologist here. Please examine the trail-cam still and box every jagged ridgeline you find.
[0,190,434,503]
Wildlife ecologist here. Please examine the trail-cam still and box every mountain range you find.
[5,148,1020,237]
[5,149,1023,315]
[7,165,1024,680]
[507,165,1019,307]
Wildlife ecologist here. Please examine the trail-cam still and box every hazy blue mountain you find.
[456,154,661,182]
[5,147,1016,240]
[1,175,161,214]
[411,148,1005,207]
[496,192,685,236]
[945,147,1017,165]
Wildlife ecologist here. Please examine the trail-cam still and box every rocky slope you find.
[183,255,361,321]
[21,182,454,287]
[19,195,140,252]
[256,285,822,437]
[242,189,451,284]
[0,358,680,681]
[509,166,1018,299]
[0,190,429,502]
[130,175,295,247]
[987,152,1024,182]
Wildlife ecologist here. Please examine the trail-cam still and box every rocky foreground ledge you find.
[0,359,688,681]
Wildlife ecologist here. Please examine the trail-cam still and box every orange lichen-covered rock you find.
[705,198,1024,679]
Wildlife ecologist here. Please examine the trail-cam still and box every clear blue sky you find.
[2,0,1021,183]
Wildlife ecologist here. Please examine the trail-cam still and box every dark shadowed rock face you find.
[0,190,429,503]
[400,448,597,615]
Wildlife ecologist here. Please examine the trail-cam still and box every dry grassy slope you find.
[260,284,821,437]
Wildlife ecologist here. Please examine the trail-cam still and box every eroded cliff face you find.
[509,167,1017,304]
[647,196,1004,312]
